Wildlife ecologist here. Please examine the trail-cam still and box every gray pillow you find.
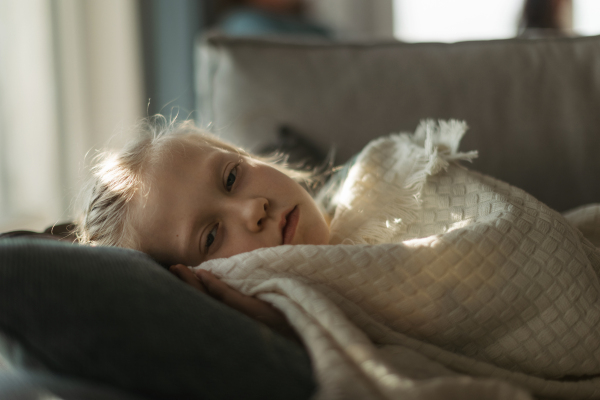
[0,370,146,400]
[0,239,315,399]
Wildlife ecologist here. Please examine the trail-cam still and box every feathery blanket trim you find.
[329,120,477,245]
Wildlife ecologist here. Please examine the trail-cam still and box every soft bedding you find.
[195,121,600,400]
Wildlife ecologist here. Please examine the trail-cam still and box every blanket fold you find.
[196,120,600,400]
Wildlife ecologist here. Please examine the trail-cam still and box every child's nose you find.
[239,197,269,232]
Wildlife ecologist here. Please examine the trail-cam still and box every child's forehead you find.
[151,138,244,176]
[140,142,237,201]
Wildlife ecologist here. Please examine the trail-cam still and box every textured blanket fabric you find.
[195,121,600,400]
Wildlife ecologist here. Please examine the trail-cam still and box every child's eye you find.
[225,166,238,191]
[206,225,218,250]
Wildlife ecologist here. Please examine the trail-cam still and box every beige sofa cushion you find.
[195,34,600,211]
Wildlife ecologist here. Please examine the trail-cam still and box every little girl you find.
[77,115,332,338]
[78,115,600,400]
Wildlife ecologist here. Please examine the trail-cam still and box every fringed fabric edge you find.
[330,119,478,245]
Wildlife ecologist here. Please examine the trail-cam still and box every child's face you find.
[132,143,330,266]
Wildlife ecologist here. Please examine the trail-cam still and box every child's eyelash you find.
[225,164,239,191]
[206,162,240,253]
[206,224,218,250]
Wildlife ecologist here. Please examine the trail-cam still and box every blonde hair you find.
[76,116,315,249]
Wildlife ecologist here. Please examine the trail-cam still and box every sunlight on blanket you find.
[348,344,414,392]
[402,235,438,248]
[445,219,472,233]
[385,218,403,228]
[401,220,472,248]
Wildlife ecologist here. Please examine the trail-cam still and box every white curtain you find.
[0,0,144,232]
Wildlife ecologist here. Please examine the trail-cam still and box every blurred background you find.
[1,0,599,233]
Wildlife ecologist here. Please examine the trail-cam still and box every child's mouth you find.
[282,206,299,245]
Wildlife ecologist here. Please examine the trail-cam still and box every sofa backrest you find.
[196,34,600,211]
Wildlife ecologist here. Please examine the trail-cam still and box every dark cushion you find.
[0,239,315,400]
[0,370,146,400]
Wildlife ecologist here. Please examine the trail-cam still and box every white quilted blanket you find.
[195,121,600,400]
